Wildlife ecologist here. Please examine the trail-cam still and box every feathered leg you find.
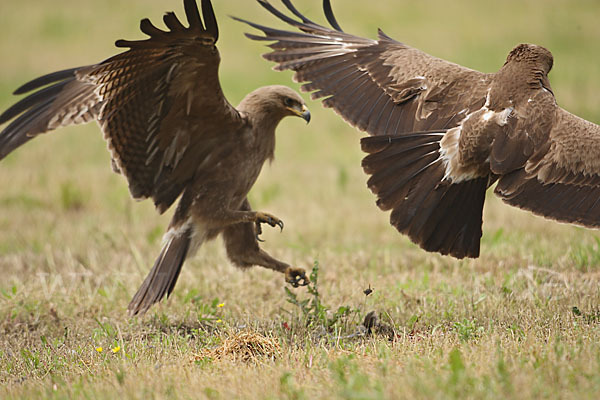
[222,199,308,287]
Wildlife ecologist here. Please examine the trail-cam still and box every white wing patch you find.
[439,125,463,182]
[439,105,513,183]
[482,110,494,121]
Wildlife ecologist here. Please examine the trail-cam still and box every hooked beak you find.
[289,104,311,124]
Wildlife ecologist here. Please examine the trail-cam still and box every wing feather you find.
[239,0,491,136]
[495,108,600,226]
[0,0,241,213]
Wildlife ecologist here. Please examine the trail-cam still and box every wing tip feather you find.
[323,0,343,32]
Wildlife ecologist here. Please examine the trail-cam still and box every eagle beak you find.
[301,106,311,124]
[289,104,311,124]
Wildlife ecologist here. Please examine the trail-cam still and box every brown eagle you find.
[239,0,600,259]
[0,0,311,315]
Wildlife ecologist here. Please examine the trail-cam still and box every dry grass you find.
[194,330,282,363]
[1,0,600,399]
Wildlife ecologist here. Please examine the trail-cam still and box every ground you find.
[1,0,600,398]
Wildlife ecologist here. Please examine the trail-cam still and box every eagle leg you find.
[222,204,308,287]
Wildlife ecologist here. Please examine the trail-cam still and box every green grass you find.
[1,0,600,398]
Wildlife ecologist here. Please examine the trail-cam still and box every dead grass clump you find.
[194,331,281,363]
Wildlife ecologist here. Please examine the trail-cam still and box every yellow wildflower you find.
[217,303,225,308]
[112,346,121,353]
[96,347,103,353]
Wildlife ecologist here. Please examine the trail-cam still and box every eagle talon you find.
[255,221,265,242]
[256,212,284,232]
[285,267,309,288]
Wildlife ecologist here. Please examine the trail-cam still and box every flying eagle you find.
[0,0,311,315]
[239,0,600,259]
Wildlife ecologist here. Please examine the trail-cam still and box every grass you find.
[1,0,600,398]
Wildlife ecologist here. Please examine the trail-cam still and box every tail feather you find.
[397,178,452,234]
[374,152,442,210]
[419,178,487,257]
[128,226,192,315]
[361,133,488,258]
[362,140,441,173]
[363,133,445,210]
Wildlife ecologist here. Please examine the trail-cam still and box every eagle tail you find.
[361,132,488,259]
[128,224,193,316]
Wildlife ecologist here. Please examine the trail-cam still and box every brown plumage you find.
[0,0,311,315]
[239,0,600,259]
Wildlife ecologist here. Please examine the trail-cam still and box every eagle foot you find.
[285,267,309,288]
[254,212,284,242]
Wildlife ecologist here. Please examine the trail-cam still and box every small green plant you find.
[453,318,484,342]
[284,261,356,331]
[1,284,17,300]
[20,348,41,370]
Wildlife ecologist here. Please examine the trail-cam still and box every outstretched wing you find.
[496,107,600,227]
[237,0,491,137]
[0,0,241,213]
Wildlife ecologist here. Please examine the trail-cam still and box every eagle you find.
[239,0,600,259]
[0,0,311,315]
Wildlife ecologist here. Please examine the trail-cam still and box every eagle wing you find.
[243,0,600,258]
[237,0,492,137]
[496,107,600,227]
[0,0,242,213]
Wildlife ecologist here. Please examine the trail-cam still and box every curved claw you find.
[265,216,284,231]
[256,212,284,230]
[255,221,265,242]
